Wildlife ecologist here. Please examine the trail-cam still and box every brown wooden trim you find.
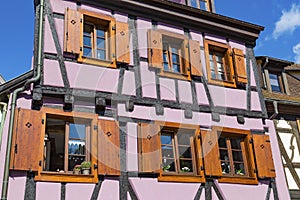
[35,172,98,183]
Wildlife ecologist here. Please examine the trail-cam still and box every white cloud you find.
[293,43,300,63]
[272,3,300,39]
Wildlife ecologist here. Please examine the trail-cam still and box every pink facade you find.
[0,0,289,199]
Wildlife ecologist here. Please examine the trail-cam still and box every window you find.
[64,8,130,67]
[219,135,248,177]
[10,107,122,183]
[269,72,284,93]
[161,128,196,174]
[148,29,202,80]
[162,36,185,74]
[43,116,90,173]
[189,0,210,11]
[138,122,205,183]
[204,40,238,87]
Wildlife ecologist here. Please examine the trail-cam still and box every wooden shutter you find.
[252,134,276,178]
[98,119,120,176]
[201,130,222,177]
[10,108,43,171]
[189,40,202,77]
[147,30,163,69]
[138,123,161,173]
[116,21,130,64]
[194,129,205,178]
[64,8,81,54]
[233,48,247,84]
[225,49,234,82]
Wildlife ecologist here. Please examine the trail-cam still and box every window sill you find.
[218,176,258,185]
[35,171,98,183]
[159,70,191,81]
[158,173,205,183]
[207,78,236,88]
[78,56,116,68]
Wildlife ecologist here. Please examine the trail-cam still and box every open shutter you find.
[201,130,222,177]
[138,123,161,173]
[98,119,120,176]
[189,40,202,77]
[147,30,163,69]
[233,48,247,84]
[10,108,43,171]
[252,134,276,178]
[225,49,234,82]
[116,21,130,64]
[64,8,81,54]
[194,129,205,179]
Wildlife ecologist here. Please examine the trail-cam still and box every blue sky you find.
[0,0,299,81]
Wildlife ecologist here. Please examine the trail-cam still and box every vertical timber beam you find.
[24,172,36,200]
[90,177,103,200]
[119,121,127,200]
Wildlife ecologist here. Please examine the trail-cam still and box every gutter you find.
[1,0,44,198]
[0,102,8,150]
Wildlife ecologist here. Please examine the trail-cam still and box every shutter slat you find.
[233,48,247,84]
[64,8,81,54]
[98,119,120,176]
[10,108,43,171]
[138,123,161,173]
[201,130,222,177]
[189,40,202,77]
[147,30,163,69]
[116,21,130,64]
[252,134,276,178]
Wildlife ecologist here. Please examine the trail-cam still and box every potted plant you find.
[73,164,81,175]
[81,161,91,175]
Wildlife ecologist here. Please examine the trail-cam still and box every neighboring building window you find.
[269,72,283,93]
[219,136,248,176]
[189,0,210,11]
[204,40,236,87]
[161,128,195,174]
[43,117,90,173]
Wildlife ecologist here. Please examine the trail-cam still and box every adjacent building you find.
[0,0,290,199]
[257,56,300,199]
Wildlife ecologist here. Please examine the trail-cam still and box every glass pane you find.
[162,158,176,172]
[232,151,244,162]
[97,38,105,49]
[209,53,213,60]
[221,161,231,174]
[97,50,106,60]
[84,24,93,34]
[216,55,223,62]
[218,137,227,148]
[173,64,180,73]
[269,73,281,92]
[180,160,193,172]
[96,29,105,37]
[211,70,216,79]
[172,53,179,63]
[219,150,229,161]
[69,124,86,139]
[163,52,169,71]
[68,155,85,172]
[161,134,172,145]
[177,130,193,145]
[234,163,245,175]
[83,47,92,57]
[84,36,92,47]
[217,63,224,72]
[190,0,198,8]
[200,1,207,10]
[178,146,192,159]
[210,61,215,68]
[230,138,242,149]
[161,146,174,159]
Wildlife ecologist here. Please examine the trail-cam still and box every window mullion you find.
[213,54,218,78]
[226,138,234,176]
[93,25,96,58]
[240,140,249,176]
[169,46,173,71]
[65,122,70,173]
[173,134,180,173]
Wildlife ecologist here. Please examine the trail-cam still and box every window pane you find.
[173,64,180,73]
[83,47,92,57]
[161,134,172,145]
[69,124,86,139]
[84,24,93,34]
[221,161,231,174]
[163,51,170,71]
[230,138,241,149]
[97,50,106,60]
[178,146,192,159]
[84,36,92,47]
[177,130,193,145]
[220,150,229,161]
[232,151,243,162]
[234,163,245,175]
[180,160,193,172]
[269,73,281,92]
[162,158,176,172]
[161,145,174,159]
[97,38,105,49]
[218,137,227,148]
[96,29,105,37]
[200,1,207,10]
[190,0,198,8]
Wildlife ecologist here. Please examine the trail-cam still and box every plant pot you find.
[73,170,81,175]
[82,168,90,175]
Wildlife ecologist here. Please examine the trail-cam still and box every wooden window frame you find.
[208,127,258,185]
[204,40,236,88]
[268,71,285,93]
[77,9,117,68]
[156,122,205,183]
[187,0,211,11]
[35,107,98,183]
